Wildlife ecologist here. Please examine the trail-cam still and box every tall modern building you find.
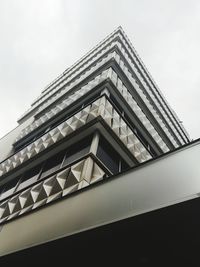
[0,27,199,265]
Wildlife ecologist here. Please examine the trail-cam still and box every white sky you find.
[0,0,199,140]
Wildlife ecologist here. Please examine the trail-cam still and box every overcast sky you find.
[0,0,199,141]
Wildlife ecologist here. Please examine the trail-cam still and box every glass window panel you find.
[62,146,90,167]
[0,177,20,201]
[121,159,129,172]
[97,138,120,174]
[62,136,92,167]
[40,150,66,179]
[0,184,5,196]
[16,164,43,192]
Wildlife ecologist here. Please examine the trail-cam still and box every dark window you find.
[14,142,26,153]
[40,150,66,179]
[120,159,129,172]
[34,127,50,141]
[0,184,4,196]
[1,136,93,201]
[62,136,92,167]
[0,177,20,201]
[97,138,121,174]
[16,164,43,192]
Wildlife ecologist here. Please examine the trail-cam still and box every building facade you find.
[0,27,192,261]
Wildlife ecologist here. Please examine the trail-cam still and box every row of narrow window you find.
[0,136,92,202]
[14,87,157,162]
[0,135,129,202]
[13,93,102,154]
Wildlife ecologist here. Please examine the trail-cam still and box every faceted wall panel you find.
[18,27,189,143]
[16,47,186,146]
[0,96,152,178]
[16,64,176,152]
[0,156,105,224]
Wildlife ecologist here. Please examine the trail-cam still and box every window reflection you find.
[97,137,129,174]
[62,136,91,167]
[0,177,20,201]
[16,164,43,192]
[40,150,66,179]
